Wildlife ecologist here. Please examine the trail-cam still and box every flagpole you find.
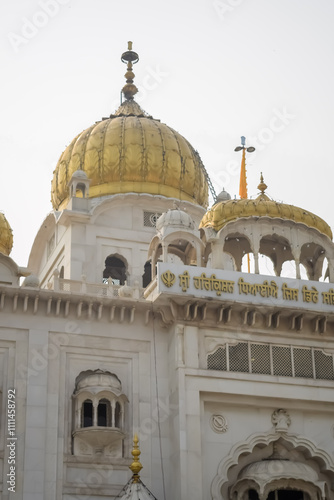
[239,147,247,199]
[234,136,255,273]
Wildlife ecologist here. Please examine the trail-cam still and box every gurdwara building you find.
[0,43,334,500]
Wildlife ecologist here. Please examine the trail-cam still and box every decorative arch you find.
[163,232,199,263]
[211,431,334,500]
[222,232,252,272]
[207,217,334,282]
[103,254,127,285]
[148,228,204,278]
[70,181,88,199]
[300,242,326,281]
[258,233,293,276]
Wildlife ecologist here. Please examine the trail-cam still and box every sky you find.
[1,0,334,267]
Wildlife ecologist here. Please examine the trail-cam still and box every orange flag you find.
[239,148,247,199]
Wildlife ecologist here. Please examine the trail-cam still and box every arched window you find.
[59,266,64,279]
[103,255,127,285]
[82,399,93,427]
[97,398,111,426]
[76,182,86,198]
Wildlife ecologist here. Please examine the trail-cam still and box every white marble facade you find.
[1,49,334,498]
[0,182,334,500]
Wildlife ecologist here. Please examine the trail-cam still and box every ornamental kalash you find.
[1,42,334,500]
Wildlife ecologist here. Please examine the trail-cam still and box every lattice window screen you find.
[229,343,249,373]
[251,344,271,375]
[207,347,227,371]
[207,341,334,381]
[293,348,313,379]
[272,346,293,377]
[143,211,162,227]
[314,349,334,380]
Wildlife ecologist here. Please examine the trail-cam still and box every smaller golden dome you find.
[0,212,13,255]
[200,176,332,240]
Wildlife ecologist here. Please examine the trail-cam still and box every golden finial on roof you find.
[121,41,139,100]
[129,434,143,483]
[258,172,268,195]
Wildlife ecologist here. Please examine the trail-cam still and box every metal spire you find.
[129,434,143,483]
[121,41,139,100]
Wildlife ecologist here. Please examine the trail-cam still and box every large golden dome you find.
[51,101,208,209]
[0,212,13,255]
[200,176,332,240]
[51,43,209,210]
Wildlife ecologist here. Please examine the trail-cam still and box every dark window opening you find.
[267,490,305,500]
[115,402,121,428]
[249,490,259,500]
[142,261,152,288]
[82,400,93,427]
[103,256,126,285]
[97,399,110,426]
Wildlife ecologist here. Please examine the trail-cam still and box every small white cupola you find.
[66,170,91,211]
[67,169,91,210]
[68,169,90,199]
[148,207,204,280]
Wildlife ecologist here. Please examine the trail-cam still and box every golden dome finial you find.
[0,212,13,256]
[258,172,268,195]
[129,434,143,483]
[121,41,139,100]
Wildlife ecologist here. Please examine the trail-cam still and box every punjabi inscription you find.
[282,282,299,301]
[178,271,234,296]
[161,269,334,307]
[238,277,278,298]
[322,289,334,305]
[302,285,318,303]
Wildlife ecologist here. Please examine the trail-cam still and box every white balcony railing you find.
[50,272,143,299]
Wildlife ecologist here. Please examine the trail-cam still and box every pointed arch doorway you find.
[212,435,332,500]
[230,456,325,500]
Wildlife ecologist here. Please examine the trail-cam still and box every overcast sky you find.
[1,0,334,267]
